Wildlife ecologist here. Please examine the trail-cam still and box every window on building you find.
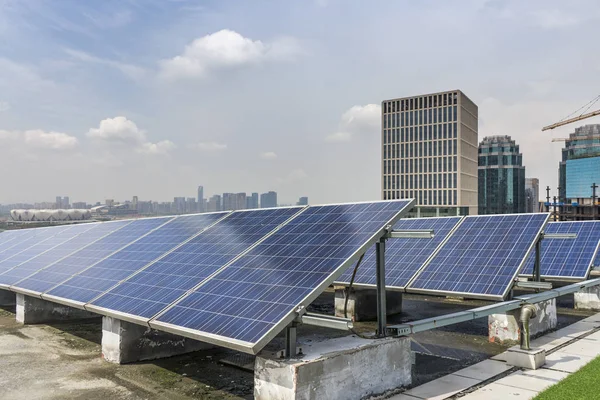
[453,123,457,138]
[409,98,413,110]
[443,93,448,106]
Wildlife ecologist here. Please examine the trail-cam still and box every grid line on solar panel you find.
[43,212,231,306]
[11,217,174,297]
[150,200,413,354]
[0,225,73,264]
[86,207,305,323]
[407,213,549,300]
[0,221,131,288]
[520,221,600,280]
[0,224,98,277]
[335,216,464,289]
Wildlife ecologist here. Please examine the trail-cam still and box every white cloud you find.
[65,48,145,80]
[24,130,78,151]
[326,104,381,142]
[260,151,278,160]
[87,116,146,143]
[0,129,19,141]
[191,141,228,152]
[137,140,176,155]
[278,168,308,184]
[0,101,10,112]
[158,29,302,80]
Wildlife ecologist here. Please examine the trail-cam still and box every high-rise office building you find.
[381,90,478,216]
[297,196,309,206]
[55,196,62,209]
[525,178,540,213]
[132,196,139,211]
[557,124,600,220]
[185,197,197,213]
[197,186,204,212]
[222,193,247,211]
[247,192,259,209]
[260,191,278,208]
[62,197,70,209]
[478,135,525,215]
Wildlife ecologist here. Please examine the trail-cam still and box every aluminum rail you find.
[300,312,353,331]
[387,277,600,336]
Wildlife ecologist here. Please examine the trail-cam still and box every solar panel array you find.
[0,200,413,354]
[521,221,600,280]
[407,213,549,300]
[336,216,463,289]
[88,207,303,321]
[152,201,413,351]
[44,212,228,305]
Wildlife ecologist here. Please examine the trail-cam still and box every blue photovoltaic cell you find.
[408,213,549,299]
[0,224,96,275]
[154,200,412,347]
[523,221,600,279]
[0,226,70,262]
[46,213,228,304]
[1,221,128,286]
[0,230,34,254]
[90,207,302,319]
[337,216,463,288]
[12,218,170,294]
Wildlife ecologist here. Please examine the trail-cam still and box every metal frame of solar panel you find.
[149,199,414,354]
[519,221,600,282]
[334,216,465,290]
[42,211,231,309]
[9,217,172,297]
[406,213,550,301]
[85,206,304,325]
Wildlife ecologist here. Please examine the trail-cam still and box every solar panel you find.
[336,216,464,289]
[521,221,600,280]
[0,224,96,276]
[87,207,303,323]
[407,213,549,300]
[150,200,413,354]
[0,226,71,262]
[10,217,171,295]
[44,212,228,305]
[0,221,129,287]
[0,230,34,254]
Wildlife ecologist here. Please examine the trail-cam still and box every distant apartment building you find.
[207,195,222,212]
[185,197,197,213]
[478,135,525,215]
[55,196,70,209]
[222,193,247,211]
[525,178,540,213]
[72,201,87,209]
[381,90,478,216]
[197,186,204,212]
[260,191,278,208]
[297,196,309,206]
[173,197,186,214]
[557,124,600,220]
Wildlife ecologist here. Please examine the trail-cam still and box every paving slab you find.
[581,313,600,323]
[493,368,569,392]
[451,359,512,381]
[557,338,600,358]
[401,374,480,400]
[458,382,538,400]
[544,321,597,339]
[387,393,420,400]
[544,351,594,373]
[529,334,572,351]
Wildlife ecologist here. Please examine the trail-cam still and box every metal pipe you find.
[376,238,387,337]
[519,304,537,350]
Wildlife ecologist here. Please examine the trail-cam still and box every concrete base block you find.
[489,299,557,344]
[254,336,412,400]
[506,346,546,370]
[102,316,214,364]
[16,293,97,324]
[334,286,402,322]
[574,286,600,311]
[0,289,15,306]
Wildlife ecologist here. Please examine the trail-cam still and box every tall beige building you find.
[381,90,478,215]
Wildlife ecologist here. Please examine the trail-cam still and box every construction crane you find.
[542,94,600,131]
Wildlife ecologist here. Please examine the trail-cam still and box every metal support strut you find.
[285,324,297,358]
[533,237,541,283]
[376,237,387,337]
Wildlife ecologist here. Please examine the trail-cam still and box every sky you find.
[0,0,599,205]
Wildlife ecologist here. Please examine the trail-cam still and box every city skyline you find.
[0,1,598,205]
